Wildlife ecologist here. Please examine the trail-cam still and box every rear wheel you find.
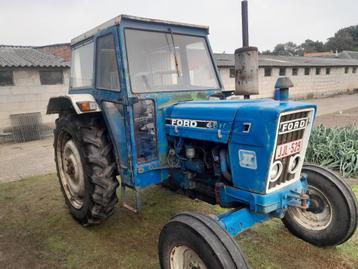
[283,164,358,247]
[159,212,249,269]
[54,113,119,226]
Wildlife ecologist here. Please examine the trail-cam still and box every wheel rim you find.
[289,186,333,230]
[59,139,85,209]
[170,245,207,269]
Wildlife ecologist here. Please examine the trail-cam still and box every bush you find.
[306,125,358,177]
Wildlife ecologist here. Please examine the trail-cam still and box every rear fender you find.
[47,94,101,115]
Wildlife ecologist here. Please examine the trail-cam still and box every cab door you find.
[94,27,134,187]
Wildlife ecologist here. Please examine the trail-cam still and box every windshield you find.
[125,29,220,93]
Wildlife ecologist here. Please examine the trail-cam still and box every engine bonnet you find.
[164,99,316,144]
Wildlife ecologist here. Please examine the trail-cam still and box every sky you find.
[0,0,357,52]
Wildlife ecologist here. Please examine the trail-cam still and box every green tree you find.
[272,42,302,56]
[267,24,358,55]
[301,39,326,53]
[260,50,272,55]
[325,25,358,52]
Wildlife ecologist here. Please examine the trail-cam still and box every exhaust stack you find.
[234,0,259,99]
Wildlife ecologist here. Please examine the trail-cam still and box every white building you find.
[0,46,69,139]
[214,53,358,99]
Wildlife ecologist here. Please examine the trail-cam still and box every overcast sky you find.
[0,0,357,52]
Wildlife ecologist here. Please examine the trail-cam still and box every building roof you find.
[303,51,334,57]
[214,53,358,68]
[72,14,209,45]
[0,46,70,68]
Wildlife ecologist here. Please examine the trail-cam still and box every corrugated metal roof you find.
[214,53,358,67]
[0,46,70,68]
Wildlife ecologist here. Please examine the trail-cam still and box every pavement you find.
[0,93,357,183]
[308,93,358,116]
[0,137,55,183]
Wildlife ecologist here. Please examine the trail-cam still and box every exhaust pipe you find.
[234,0,259,99]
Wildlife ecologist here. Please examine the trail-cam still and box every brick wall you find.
[219,66,358,99]
[37,44,71,62]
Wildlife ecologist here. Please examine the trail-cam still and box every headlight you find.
[288,154,301,174]
[269,161,283,182]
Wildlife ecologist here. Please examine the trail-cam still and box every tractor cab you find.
[60,15,223,190]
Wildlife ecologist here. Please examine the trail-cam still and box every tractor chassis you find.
[216,175,309,237]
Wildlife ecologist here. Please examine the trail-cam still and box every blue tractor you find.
[47,13,357,269]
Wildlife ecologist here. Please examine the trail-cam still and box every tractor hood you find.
[164,99,316,144]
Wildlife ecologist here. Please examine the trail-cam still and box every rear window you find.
[71,41,94,88]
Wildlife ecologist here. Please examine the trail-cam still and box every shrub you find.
[306,125,358,177]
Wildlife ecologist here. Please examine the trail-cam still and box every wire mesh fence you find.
[0,113,55,144]
[10,112,43,143]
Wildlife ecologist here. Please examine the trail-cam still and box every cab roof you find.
[71,14,209,46]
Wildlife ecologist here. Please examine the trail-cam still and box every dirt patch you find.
[315,107,358,128]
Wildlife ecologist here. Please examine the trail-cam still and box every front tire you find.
[159,212,249,269]
[283,164,358,247]
[54,113,119,226]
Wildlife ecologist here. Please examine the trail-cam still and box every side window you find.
[71,41,94,88]
[96,34,120,91]
[39,69,63,85]
[0,69,14,86]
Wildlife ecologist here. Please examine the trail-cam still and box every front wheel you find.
[283,164,358,247]
[158,212,249,269]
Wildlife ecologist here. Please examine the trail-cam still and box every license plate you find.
[275,139,303,159]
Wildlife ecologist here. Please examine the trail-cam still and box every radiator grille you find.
[268,111,310,190]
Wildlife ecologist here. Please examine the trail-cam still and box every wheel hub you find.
[170,245,207,269]
[289,186,332,231]
[59,139,85,209]
[307,193,325,214]
[65,159,76,177]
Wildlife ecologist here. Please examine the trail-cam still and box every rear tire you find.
[54,113,119,226]
[159,212,249,269]
[283,164,358,247]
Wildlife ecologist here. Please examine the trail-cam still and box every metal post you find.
[241,0,249,48]
[242,0,249,99]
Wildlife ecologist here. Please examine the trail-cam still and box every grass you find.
[0,174,357,269]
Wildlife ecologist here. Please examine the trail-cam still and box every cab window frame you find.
[95,32,121,92]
